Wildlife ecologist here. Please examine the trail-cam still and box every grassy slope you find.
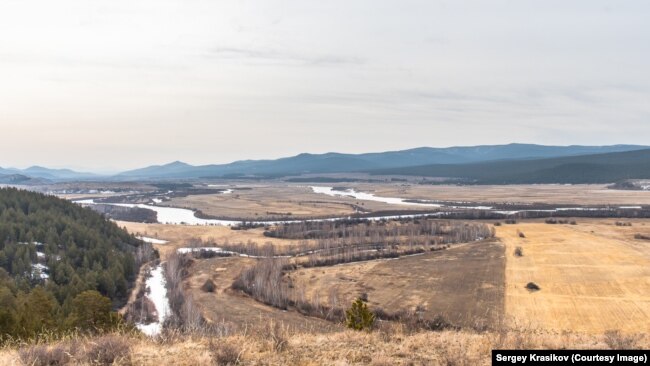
[1,328,647,366]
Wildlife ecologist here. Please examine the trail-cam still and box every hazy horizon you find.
[2,1,649,171]
[2,142,649,175]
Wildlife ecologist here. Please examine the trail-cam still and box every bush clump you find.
[525,282,541,291]
[604,330,641,350]
[514,247,523,257]
[19,344,72,366]
[201,279,217,293]
[83,335,131,365]
[211,343,241,365]
[346,298,376,331]
[545,218,575,225]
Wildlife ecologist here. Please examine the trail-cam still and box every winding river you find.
[74,186,636,226]
[75,196,444,226]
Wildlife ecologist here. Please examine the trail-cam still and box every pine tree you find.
[69,290,115,331]
[345,298,375,331]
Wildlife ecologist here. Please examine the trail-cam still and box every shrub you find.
[514,247,523,257]
[359,292,369,302]
[19,344,71,366]
[372,307,391,321]
[518,231,526,238]
[546,219,576,225]
[604,330,640,350]
[124,294,157,324]
[210,343,241,365]
[83,335,131,365]
[69,290,118,332]
[346,298,376,331]
[201,279,217,293]
[525,282,540,291]
[505,219,517,224]
[493,222,502,226]
[634,234,650,241]
[262,322,288,353]
[401,312,455,332]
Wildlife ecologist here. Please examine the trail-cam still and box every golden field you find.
[288,240,504,330]
[116,221,302,259]
[498,219,650,333]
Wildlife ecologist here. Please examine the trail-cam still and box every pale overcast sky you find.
[1,0,649,172]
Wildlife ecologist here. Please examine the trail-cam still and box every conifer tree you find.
[345,298,375,331]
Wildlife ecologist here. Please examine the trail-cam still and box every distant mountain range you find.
[2,143,649,184]
[115,144,648,180]
[0,166,98,182]
[369,148,650,184]
[0,174,46,185]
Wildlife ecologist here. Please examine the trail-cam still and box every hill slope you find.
[0,166,97,182]
[115,144,648,179]
[369,148,650,184]
[0,174,47,185]
[0,188,153,338]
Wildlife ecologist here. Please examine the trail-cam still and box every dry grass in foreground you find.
[1,325,647,366]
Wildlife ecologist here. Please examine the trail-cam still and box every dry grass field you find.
[289,240,505,330]
[1,328,646,366]
[163,185,362,220]
[367,183,650,205]
[164,184,442,220]
[116,221,302,259]
[186,256,337,333]
[498,219,650,333]
[160,183,650,221]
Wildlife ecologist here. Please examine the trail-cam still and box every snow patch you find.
[311,186,442,207]
[32,263,49,279]
[136,265,171,337]
[136,236,169,244]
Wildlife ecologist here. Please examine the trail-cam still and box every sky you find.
[1,0,649,172]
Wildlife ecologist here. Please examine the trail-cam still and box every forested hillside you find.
[369,148,650,184]
[0,188,154,339]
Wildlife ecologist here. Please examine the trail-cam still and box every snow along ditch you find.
[136,265,171,337]
[140,241,430,337]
